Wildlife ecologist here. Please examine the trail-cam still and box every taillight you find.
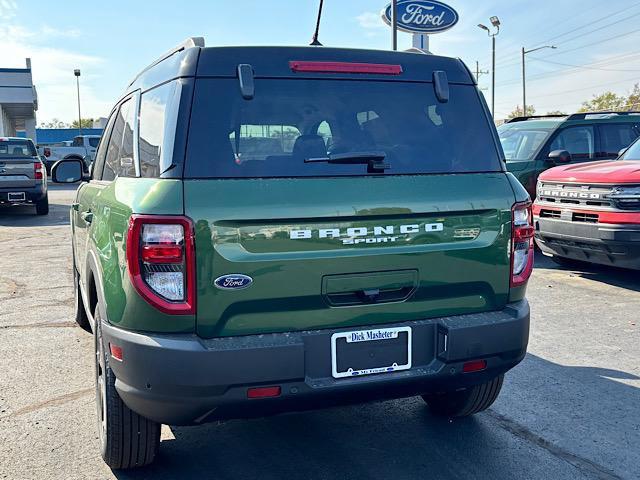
[511,202,534,287]
[44,147,51,157]
[34,162,43,180]
[126,215,196,315]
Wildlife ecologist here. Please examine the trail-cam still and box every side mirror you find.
[547,149,571,164]
[51,158,84,183]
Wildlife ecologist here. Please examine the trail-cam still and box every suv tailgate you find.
[185,174,515,338]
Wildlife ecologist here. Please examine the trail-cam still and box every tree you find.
[71,118,95,129]
[578,91,627,112]
[546,110,567,116]
[507,105,536,119]
[627,83,640,111]
[38,118,69,129]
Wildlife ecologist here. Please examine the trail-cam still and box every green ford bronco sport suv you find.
[53,38,532,469]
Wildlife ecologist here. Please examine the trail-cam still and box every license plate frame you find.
[8,192,25,202]
[331,326,412,379]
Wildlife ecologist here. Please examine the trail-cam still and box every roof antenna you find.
[310,0,324,46]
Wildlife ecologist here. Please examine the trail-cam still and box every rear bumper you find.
[535,216,640,269]
[102,300,530,425]
[0,183,46,204]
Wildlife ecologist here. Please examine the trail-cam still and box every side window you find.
[72,136,83,147]
[103,97,136,181]
[599,124,640,157]
[138,81,178,177]
[91,114,116,181]
[548,126,595,160]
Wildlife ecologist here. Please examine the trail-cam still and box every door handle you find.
[72,202,80,211]
[81,211,93,224]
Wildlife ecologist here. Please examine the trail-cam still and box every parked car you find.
[534,136,640,269]
[39,134,101,174]
[53,38,532,469]
[499,112,640,198]
[0,137,48,215]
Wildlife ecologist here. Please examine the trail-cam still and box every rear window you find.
[185,79,501,178]
[88,137,100,148]
[0,139,36,158]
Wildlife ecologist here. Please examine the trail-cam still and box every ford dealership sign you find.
[381,0,459,34]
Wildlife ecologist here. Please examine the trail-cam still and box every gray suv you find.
[0,137,48,215]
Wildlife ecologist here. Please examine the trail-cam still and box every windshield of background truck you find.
[498,122,556,161]
[622,138,640,160]
[185,79,502,178]
[0,139,37,158]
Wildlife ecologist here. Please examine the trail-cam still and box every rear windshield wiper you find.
[304,151,390,173]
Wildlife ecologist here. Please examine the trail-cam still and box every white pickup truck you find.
[39,135,101,173]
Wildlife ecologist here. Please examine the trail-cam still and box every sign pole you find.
[391,0,398,50]
[412,33,430,52]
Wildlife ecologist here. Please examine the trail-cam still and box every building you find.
[0,58,38,142]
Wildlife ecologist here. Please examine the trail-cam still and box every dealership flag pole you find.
[392,0,398,50]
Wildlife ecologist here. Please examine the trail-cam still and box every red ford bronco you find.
[534,137,640,269]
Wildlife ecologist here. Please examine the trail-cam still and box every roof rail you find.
[128,37,204,87]
[567,111,640,120]
[506,114,567,123]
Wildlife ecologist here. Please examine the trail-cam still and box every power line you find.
[494,2,640,67]
[527,57,640,73]
[496,48,640,87]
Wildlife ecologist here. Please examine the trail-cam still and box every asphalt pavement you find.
[0,183,638,480]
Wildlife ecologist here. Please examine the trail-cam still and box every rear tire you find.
[35,195,49,215]
[422,374,504,417]
[95,307,160,469]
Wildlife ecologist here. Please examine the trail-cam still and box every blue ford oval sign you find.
[214,274,253,290]
[382,0,459,34]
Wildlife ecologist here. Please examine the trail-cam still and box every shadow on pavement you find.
[111,355,638,480]
[534,253,640,292]
[0,203,70,227]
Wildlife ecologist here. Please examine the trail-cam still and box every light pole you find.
[74,69,82,137]
[521,45,557,115]
[478,16,500,118]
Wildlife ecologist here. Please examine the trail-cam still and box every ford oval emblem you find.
[381,0,459,34]
[214,274,253,290]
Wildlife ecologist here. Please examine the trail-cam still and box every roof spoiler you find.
[128,37,205,87]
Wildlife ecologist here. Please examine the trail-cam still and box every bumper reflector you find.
[109,343,123,361]
[247,386,281,399]
[462,359,487,373]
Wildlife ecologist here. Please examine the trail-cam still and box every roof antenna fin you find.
[310,0,324,46]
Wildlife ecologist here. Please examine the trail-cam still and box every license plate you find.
[8,192,25,202]
[331,326,412,379]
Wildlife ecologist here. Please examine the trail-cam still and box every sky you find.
[1,0,640,122]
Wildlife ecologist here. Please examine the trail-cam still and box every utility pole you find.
[74,69,82,137]
[521,45,557,114]
[475,61,489,83]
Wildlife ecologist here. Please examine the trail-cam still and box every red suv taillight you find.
[511,202,534,287]
[34,161,43,180]
[126,215,196,315]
